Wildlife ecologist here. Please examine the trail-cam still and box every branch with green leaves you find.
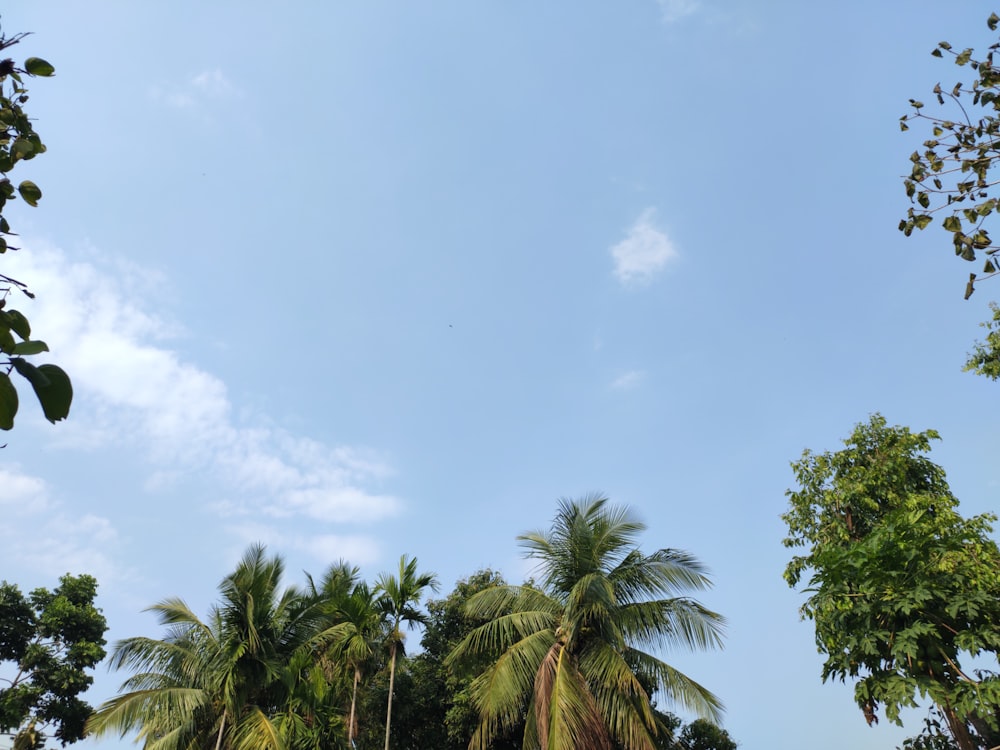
[0,31,71,431]
[900,13,1000,300]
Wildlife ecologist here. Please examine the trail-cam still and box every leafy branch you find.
[900,13,1000,299]
[0,29,71,430]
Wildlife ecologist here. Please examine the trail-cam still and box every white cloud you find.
[0,467,120,582]
[3,244,402,544]
[658,0,701,23]
[610,208,678,285]
[0,467,49,510]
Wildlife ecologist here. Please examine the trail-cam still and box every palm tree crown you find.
[86,544,340,750]
[375,555,439,750]
[448,495,725,750]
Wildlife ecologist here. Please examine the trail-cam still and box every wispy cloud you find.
[192,69,236,98]
[149,68,239,110]
[0,467,120,582]
[3,244,400,563]
[610,208,678,285]
[658,0,701,23]
[611,370,646,390]
[226,522,383,567]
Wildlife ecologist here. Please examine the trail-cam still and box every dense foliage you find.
[0,30,72,431]
[964,301,1000,377]
[783,415,1000,750]
[0,574,107,747]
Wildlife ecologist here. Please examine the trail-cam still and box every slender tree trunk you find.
[383,641,397,750]
[942,704,976,750]
[214,710,226,750]
[349,667,360,743]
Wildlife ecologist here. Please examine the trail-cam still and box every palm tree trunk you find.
[349,668,360,743]
[214,710,226,750]
[383,642,397,750]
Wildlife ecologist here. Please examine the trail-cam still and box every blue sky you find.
[2,2,999,748]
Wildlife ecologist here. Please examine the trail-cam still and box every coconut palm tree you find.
[447,495,725,750]
[375,555,439,750]
[87,544,337,750]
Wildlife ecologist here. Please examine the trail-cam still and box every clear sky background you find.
[1,2,999,749]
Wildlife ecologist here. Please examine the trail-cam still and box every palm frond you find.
[231,705,283,750]
[537,643,612,750]
[578,641,658,750]
[624,647,724,721]
[467,628,555,750]
[615,598,726,653]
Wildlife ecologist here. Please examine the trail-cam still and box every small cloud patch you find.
[610,209,678,285]
[611,370,646,390]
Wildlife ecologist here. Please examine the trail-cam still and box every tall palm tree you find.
[87,544,336,750]
[447,495,725,750]
[324,581,387,745]
[375,555,439,750]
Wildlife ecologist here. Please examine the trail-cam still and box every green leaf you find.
[984,259,996,274]
[10,357,47,386]
[932,48,943,58]
[23,57,54,77]
[943,215,962,232]
[17,180,41,207]
[3,310,30,339]
[914,214,933,230]
[956,48,973,66]
[990,13,999,31]
[28,364,71,423]
[11,340,48,356]
[0,328,14,354]
[10,139,33,161]
[0,371,17,430]
[939,41,952,51]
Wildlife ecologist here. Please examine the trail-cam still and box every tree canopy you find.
[0,574,107,748]
[782,415,1000,750]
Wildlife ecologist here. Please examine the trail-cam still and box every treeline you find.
[78,497,737,750]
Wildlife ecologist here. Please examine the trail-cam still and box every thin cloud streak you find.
[149,68,239,110]
[658,0,701,23]
[611,370,646,390]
